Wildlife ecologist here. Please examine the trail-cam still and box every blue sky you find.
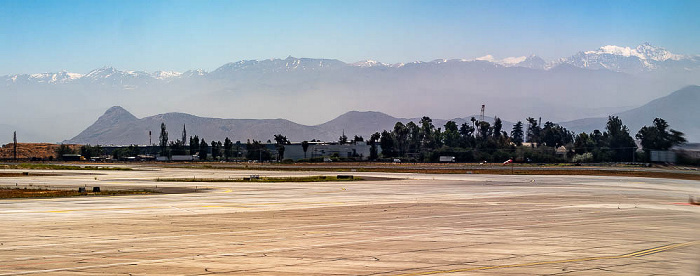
[1,0,698,75]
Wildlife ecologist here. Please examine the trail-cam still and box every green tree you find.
[199,139,208,161]
[189,135,199,155]
[459,122,475,148]
[493,117,503,139]
[406,121,421,155]
[274,134,289,160]
[379,130,396,158]
[442,121,460,148]
[301,140,310,159]
[477,121,491,141]
[574,132,595,154]
[80,144,102,160]
[393,122,408,157]
[246,140,271,161]
[159,123,168,156]
[541,122,572,148]
[636,118,686,157]
[511,121,524,146]
[211,141,222,160]
[605,116,636,162]
[338,132,348,145]
[169,139,187,155]
[525,117,540,145]
[55,144,75,160]
[224,138,233,161]
[420,116,436,153]
[369,132,380,160]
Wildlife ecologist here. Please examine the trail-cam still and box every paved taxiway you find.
[1,166,698,275]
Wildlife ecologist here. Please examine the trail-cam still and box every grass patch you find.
[0,187,153,199]
[1,163,131,171]
[156,175,361,183]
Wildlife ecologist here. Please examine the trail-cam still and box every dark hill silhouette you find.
[65,108,513,145]
[561,85,700,142]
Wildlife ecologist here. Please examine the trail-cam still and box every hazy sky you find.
[1,0,698,75]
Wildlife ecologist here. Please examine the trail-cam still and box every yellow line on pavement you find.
[392,241,699,276]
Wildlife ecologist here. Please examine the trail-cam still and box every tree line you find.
[367,115,686,163]
[53,116,688,163]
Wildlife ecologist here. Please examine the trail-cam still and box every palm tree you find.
[301,141,310,159]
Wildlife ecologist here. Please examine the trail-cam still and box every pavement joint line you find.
[388,241,700,276]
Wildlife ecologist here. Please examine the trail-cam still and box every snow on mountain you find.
[475,55,495,62]
[499,56,528,66]
[211,56,346,76]
[557,43,691,73]
[514,55,547,70]
[152,71,182,80]
[351,60,389,68]
[182,69,207,78]
[635,42,684,61]
[584,45,647,59]
[473,54,544,69]
[1,43,697,87]
[4,71,83,84]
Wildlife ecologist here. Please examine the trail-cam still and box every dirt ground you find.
[0,143,79,160]
[0,166,698,275]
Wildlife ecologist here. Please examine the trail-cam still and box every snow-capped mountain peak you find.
[584,45,647,59]
[556,43,693,73]
[475,55,495,62]
[85,67,119,79]
[182,69,207,77]
[351,60,388,67]
[472,54,545,69]
[635,42,683,61]
[152,71,182,80]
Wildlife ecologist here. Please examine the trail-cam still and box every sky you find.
[1,0,699,75]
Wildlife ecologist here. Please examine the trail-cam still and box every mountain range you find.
[65,86,699,144]
[5,43,696,85]
[2,43,698,144]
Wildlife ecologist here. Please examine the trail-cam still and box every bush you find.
[572,152,593,163]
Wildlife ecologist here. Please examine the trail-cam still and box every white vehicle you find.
[392,158,401,163]
[439,156,456,162]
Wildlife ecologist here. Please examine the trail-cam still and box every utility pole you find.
[13,131,17,161]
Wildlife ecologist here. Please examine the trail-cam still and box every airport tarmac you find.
[0,166,698,275]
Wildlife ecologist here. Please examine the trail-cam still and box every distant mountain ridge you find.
[65,108,513,145]
[66,86,700,144]
[561,85,700,141]
[4,43,697,86]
